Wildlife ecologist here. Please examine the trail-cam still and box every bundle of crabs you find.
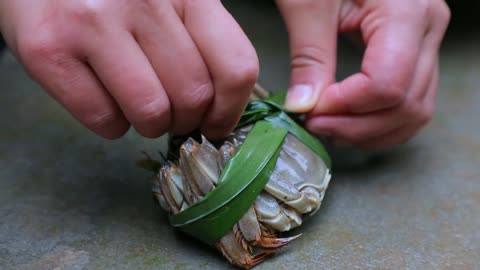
[141,87,332,269]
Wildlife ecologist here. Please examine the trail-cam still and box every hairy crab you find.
[142,85,332,269]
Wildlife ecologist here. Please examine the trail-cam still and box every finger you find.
[306,54,438,144]
[423,65,439,115]
[23,54,129,139]
[306,63,437,146]
[408,51,437,103]
[354,69,439,150]
[409,63,438,129]
[132,2,213,135]
[184,1,259,139]
[312,5,426,115]
[409,4,444,102]
[276,0,340,112]
[86,32,171,138]
[305,108,407,143]
[426,0,451,47]
[398,28,439,123]
[409,0,448,102]
[355,124,419,150]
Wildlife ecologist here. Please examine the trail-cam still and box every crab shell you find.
[152,125,331,269]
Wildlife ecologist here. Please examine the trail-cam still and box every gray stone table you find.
[1,3,479,270]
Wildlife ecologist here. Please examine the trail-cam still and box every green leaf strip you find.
[239,99,331,168]
[169,120,287,244]
[265,91,287,105]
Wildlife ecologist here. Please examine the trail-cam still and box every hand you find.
[276,0,450,149]
[0,0,258,139]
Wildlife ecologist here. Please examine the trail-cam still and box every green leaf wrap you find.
[239,100,331,168]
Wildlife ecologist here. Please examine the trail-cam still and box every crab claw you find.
[256,234,302,249]
[215,231,275,270]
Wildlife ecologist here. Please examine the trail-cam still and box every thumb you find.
[276,0,340,112]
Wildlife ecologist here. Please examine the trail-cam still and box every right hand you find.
[0,0,259,139]
[277,0,450,149]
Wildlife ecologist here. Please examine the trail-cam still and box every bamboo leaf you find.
[265,91,287,105]
[240,99,331,168]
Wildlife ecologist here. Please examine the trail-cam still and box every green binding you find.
[238,99,331,168]
[168,95,331,245]
[169,121,287,244]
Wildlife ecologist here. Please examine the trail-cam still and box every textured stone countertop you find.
[1,3,479,270]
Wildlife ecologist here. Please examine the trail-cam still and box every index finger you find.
[312,5,426,115]
[185,1,259,139]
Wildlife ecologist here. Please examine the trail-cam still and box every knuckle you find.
[368,79,406,106]
[223,60,259,91]
[83,110,123,131]
[134,98,170,124]
[385,1,428,26]
[69,1,107,26]
[384,0,424,19]
[435,1,451,25]
[17,31,64,67]
[415,0,430,17]
[179,82,214,110]
[290,46,333,73]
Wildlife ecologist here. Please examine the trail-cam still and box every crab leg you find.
[215,229,273,270]
[179,138,218,203]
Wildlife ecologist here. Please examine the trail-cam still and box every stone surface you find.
[1,3,479,270]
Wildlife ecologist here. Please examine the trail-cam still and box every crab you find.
[149,85,331,269]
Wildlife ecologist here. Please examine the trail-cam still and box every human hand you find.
[276,0,450,149]
[0,0,258,139]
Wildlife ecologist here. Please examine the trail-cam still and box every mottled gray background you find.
[1,2,479,270]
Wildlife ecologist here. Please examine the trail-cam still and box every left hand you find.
[276,0,450,149]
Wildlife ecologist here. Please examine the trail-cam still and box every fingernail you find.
[284,84,315,112]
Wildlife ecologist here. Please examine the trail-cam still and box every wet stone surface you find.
[1,3,479,270]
